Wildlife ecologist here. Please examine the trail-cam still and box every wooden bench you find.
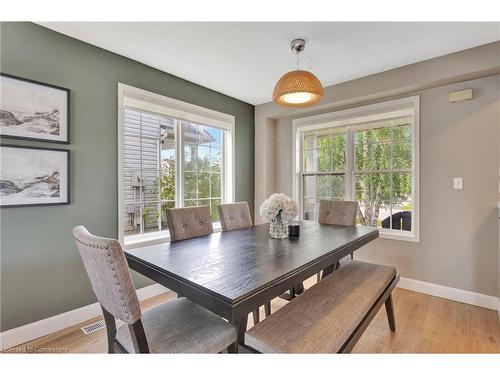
[245,260,399,353]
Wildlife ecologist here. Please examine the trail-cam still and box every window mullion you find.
[346,128,355,201]
[299,132,304,219]
[176,120,184,208]
[157,117,162,231]
[389,126,394,230]
[139,112,144,235]
[222,130,226,203]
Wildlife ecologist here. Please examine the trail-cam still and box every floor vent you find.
[80,320,106,335]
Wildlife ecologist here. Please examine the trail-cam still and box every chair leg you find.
[228,342,239,353]
[350,253,354,260]
[317,272,321,283]
[252,308,260,324]
[385,294,396,331]
[101,305,117,354]
[129,320,150,353]
[264,301,271,317]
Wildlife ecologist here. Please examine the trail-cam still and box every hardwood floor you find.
[352,288,499,353]
[4,279,499,354]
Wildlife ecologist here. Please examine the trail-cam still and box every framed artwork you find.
[0,145,70,207]
[0,73,70,143]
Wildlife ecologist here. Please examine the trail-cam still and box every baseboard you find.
[0,283,168,350]
[398,277,498,312]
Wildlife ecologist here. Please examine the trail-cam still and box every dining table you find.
[124,220,379,352]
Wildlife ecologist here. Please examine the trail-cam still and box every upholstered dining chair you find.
[317,200,359,281]
[318,200,359,227]
[217,201,253,232]
[73,226,236,353]
[166,205,213,242]
[218,202,272,324]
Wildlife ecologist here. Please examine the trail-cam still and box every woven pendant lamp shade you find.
[273,69,324,107]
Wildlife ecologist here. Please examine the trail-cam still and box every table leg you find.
[252,308,260,324]
[279,282,305,300]
[264,301,271,317]
[321,264,334,279]
[228,314,249,353]
[295,282,304,295]
[279,289,294,301]
[321,261,340,279]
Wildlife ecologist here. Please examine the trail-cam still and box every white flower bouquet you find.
[259,193,298,239]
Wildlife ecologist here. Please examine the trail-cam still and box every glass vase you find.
[269,215,288,239]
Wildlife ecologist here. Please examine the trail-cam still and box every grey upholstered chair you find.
[318,200,359,227]
[166,206,213,242]
[317,200,359,281]
[218,202,253,232]
[73,226,236,353]
[218,202,271,323]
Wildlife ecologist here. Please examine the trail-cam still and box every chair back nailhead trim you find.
[73,226,141,324]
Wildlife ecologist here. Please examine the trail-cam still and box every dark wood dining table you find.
[124,220,379,352]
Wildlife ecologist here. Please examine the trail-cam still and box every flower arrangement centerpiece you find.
[259,193,298,239]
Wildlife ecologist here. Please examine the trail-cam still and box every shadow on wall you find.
[471,203,499,296]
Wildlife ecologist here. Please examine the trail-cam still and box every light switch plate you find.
[453,177,463,190]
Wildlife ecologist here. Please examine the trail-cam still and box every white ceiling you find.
[39,22,500,105]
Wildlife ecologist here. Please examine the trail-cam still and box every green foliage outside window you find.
[151,144,223,224]
[354,124,412,226]
[306,122,412,228]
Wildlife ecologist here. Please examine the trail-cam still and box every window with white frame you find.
[118,84,234,246]
[295,96,419,241]
[302,127,347,220]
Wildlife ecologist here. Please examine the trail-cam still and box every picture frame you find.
[0,73,70,144]
[0,145,70,207]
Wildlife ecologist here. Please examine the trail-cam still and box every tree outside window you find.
[301,116,413,231]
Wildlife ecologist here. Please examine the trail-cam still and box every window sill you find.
[123,223,419,250]
[378,230,419,243]
[124,222,222,250]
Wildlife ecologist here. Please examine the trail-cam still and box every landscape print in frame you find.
[0,145,70,207]
[0,73,70,143]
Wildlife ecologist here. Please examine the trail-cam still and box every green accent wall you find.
[0,22,255,331]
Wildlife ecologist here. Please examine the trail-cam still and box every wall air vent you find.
[449,89,472,103]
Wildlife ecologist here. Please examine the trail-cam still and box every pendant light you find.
[273,38,324,107]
